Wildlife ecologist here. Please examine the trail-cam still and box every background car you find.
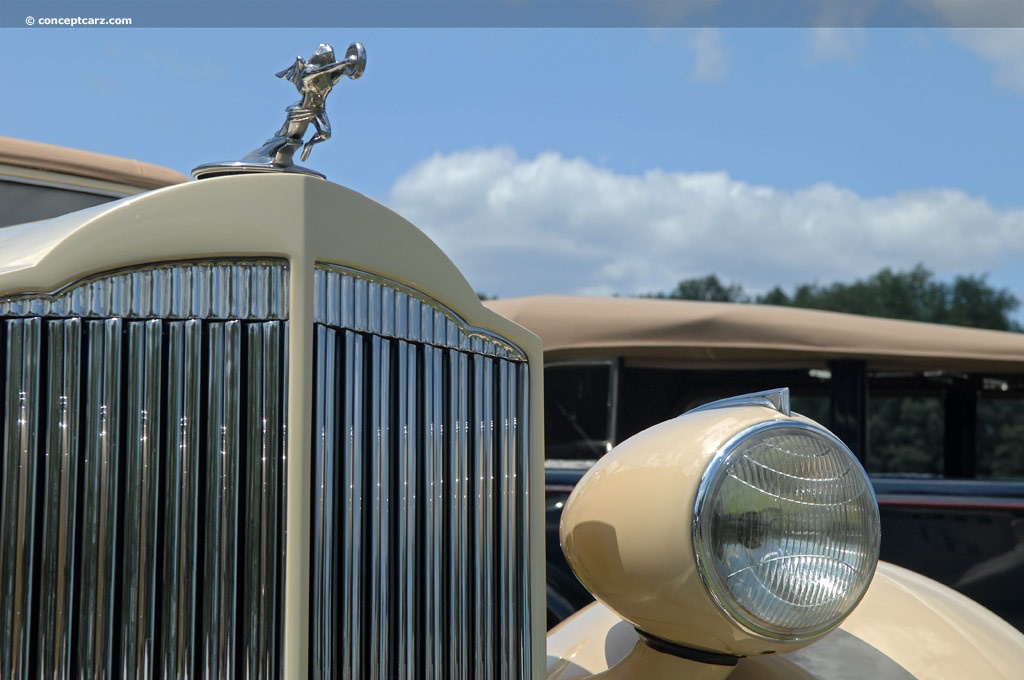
[0,136,188,228]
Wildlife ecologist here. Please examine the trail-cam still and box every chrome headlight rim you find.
[692,418,881,642]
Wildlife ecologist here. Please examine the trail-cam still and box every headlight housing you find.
[560,389,880,657]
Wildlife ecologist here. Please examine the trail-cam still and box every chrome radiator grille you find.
[0,261,288,680]
[311,265,533,679]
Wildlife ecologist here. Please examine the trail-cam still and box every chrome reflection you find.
[0,260,288,680]
[311,264,532,679]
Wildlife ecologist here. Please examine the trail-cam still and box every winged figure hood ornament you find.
[193,42,366,180]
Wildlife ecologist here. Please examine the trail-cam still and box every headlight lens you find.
[693,420,880,640]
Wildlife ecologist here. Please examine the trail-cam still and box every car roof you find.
[485,295,1024,372]
[0,136,189,191]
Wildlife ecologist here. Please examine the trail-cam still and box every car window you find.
[0,179,117,227]
[544,361,1024,481]
[866,395,944,476]
[617,366,830,442]
[544,363,614,462]
[977,395,1024,479]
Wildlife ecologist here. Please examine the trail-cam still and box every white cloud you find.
[912,2,1024,93]
[686,28,730,82]
[805,11,1024,95]
[916,0,1023,29]
[388,147,1024,299]
[809,28,867,63]
[949,29,1024,94]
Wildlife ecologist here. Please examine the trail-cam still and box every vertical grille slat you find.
[474,354,496,679]
[242,321,284,680]
[312,264,533,679]
[121,319,163,678]
[396,336,418,678]
[500,359,523,680]
[369,333,393,679]
[424,344,446,680]
[311,324,337,679]
[342,329,365,676]
[162,319,203,680]
[517,359,533,676]
[449,348,470,679]
[0,260,288,680]
[201,320,241,678]
[0,318,41,680]
[39,318,82,679]
[79,317,123,678]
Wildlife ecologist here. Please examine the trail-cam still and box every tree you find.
[650,265,1021,331]
[751,264,1021,332]
[946,275,1022,331]
[645,274,749,303]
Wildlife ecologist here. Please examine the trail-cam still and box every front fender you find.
[546,561,1024,679]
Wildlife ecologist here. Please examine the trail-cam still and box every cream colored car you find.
[1,141,1023,679]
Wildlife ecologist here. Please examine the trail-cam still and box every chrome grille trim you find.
[311,264,532,679]
[0,260,287,320]
[313,266,525,360]
[0,260,288,680]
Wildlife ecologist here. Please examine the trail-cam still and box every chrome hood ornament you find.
[193,42,366,180]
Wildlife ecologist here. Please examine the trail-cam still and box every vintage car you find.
[487,294,1024,632]
[3,43,1024,679]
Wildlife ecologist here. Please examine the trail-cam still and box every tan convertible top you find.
[486,295,1024,372]
[0,136,189,190]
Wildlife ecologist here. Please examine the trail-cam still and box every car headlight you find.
[560,389,880,658]
[694,420,879,640]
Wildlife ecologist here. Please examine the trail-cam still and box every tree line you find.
[644,264,1021,332]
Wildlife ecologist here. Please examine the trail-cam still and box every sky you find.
[2,16,1024,311]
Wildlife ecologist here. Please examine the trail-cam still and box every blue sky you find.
[2,26,1024,309]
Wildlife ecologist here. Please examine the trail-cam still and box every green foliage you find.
[753,264,1021,332]
[868,397,944,475]
[643,274,748,303]
[652,264,1021,332]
